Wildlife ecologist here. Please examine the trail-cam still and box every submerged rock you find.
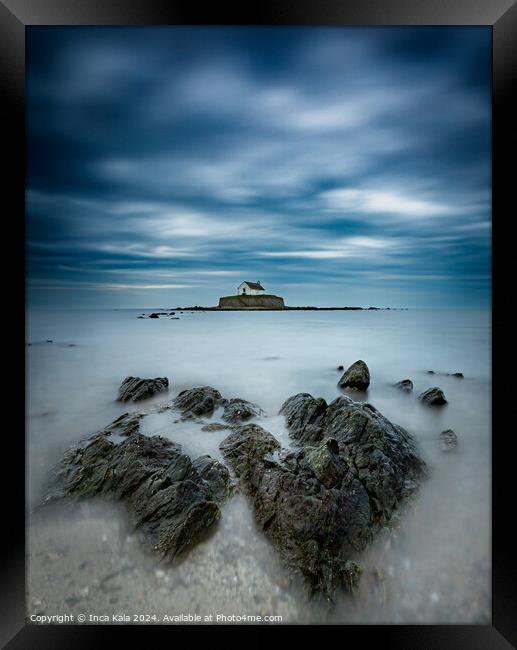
[173,386,223,418]
[200,422,234,432]
[427,370,464,379]
[393,379,413,393]
[419,387,447,406]
[221,398,265,424]
[338,360,370,391]
[221,395,426,601]
[118,376,169,403]
[43,424,231,562]
[439,429,458,452]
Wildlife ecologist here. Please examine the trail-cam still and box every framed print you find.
[1,0,514,647]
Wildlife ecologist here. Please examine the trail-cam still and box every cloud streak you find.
[26,27,491,308]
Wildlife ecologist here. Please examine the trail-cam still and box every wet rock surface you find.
[118,376,169,403]
[220,395,426,601]
[279,393,327,445]
[393,379,413,393]
[42,382,426,604]
[338,360,370,391]
[173,386,223,418]
[43,419,232,563]
[221,398,265,424]
[419,387,447,406]
[102,412,143,437]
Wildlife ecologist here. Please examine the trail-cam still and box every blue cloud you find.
[27,27,491,308]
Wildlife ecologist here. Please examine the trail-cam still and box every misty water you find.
[27,308,490,623]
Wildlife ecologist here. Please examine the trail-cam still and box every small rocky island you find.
[218,280,285,310]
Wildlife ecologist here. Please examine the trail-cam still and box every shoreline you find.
[169,306,408,312]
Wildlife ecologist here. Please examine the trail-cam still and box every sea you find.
[26,308,491,623]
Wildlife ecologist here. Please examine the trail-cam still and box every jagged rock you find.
[148,313,159,319]
[450,372,464,378]
[220,424,371,600]
[338,360,370,391]
[219,424,280,483]
[324,396,426,514]
[302,438,344,489]
[393,379,413,393]
[279,393,327,445]
[221,398,264,423]
[439,429,458,451]
[102,412,143,437]
[419,387,447,406]
[192,455,234,501]
[220,396,426,601]
[173,386,223,418]
[118,376,169,403]
[43,427,229,562]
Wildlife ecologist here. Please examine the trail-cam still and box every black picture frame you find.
[1,0,514,647]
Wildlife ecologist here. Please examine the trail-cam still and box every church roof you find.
[241,281,264,290]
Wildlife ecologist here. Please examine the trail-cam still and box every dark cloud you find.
[26,27,491,308]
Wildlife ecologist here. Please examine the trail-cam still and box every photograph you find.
[25,25,491,626]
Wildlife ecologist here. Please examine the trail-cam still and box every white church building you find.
[237,281,265,296]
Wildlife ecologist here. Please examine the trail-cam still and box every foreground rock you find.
[393,379,413,393]
[43,421,232,562]
[118,376,169,403]
[173,386,223,418]
[419,387,447,406]
[221,394,426,600]
[439,429,458,452]
[222,398,265,424]
[337,360,370,391]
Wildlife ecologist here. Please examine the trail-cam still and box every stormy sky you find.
[27,27,491,309]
